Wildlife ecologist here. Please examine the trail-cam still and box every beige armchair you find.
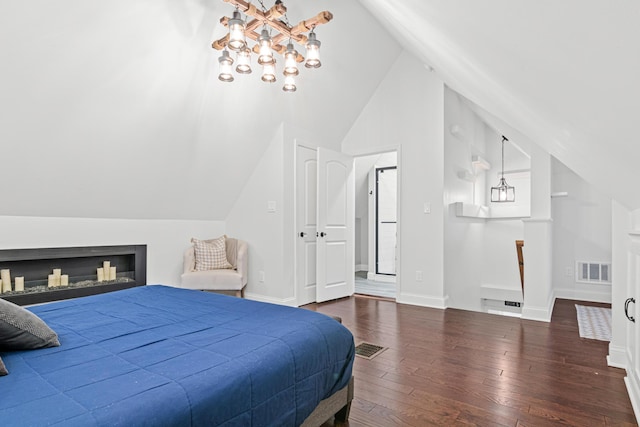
[180,237,248,297]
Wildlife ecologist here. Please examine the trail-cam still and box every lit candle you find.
[48,274,56,288]
[97,268,104,282]
[60,275,69,287]
[14,277,24,292]
[1,269,11,292]
[109,266,116,281]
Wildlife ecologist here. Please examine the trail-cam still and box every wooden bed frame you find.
[302,376,354,426]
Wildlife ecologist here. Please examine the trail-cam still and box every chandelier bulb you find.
[218,49,234,82]
[261,61,277,83]
[305,29,322,69]
[227,10,246,52]
[283,75,297,92]
[283,42,299,77]
[257,28,275,66]
[235,47,252,74]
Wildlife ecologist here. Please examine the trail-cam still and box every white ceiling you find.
[0,0,399,220]
[1,0,639,220]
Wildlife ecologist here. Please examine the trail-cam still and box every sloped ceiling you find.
[0,0,400,220]
[360,0,640,210]
[3,1,639,222]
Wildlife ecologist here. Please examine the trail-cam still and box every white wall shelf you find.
[452,202,530,220]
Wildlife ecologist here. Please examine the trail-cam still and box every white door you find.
[316,147,355,302]
[295,146,318,306]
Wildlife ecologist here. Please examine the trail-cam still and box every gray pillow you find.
[0,355,7,376]
[0,298,60,351]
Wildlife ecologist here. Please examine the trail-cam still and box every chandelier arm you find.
[290,12,333,36]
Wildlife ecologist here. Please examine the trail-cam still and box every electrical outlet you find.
[424,202,431,214]
[259,271,265,282]
[416,270,423,281]
[565,267,573,277]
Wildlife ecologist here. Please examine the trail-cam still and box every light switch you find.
[424,202,431,214]
[267,201,276,213]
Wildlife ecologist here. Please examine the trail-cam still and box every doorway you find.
[354,151,398,299]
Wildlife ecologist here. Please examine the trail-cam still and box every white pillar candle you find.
[1,269,11,292]
[103,261,110,276]
[53,268,62,277]
[48,274,56,288]
[109,266,116,281]
[97,268,105,282]
[14,277,24,292]
[0,279,3,294]
[60,275,69,287]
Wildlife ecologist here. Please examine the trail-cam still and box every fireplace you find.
[0,245,146,306]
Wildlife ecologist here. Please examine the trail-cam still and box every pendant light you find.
[217,49,234,82]
[283,75,297,92]
[227,10,246,52]
[235,47,252,74]
[491,136,515,202]
[283,42,299,76]
[261,62,276,83]
[305,28,321,69]
[257,28,275,66]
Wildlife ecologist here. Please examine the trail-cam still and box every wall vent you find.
[576,261,611,284]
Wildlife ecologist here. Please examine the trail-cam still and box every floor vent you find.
[355,342,387,360]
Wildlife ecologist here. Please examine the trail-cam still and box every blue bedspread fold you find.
[0,285,354,426]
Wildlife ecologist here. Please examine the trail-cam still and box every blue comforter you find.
[0,286,354,426]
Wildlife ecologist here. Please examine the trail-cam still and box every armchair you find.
[180,237,248,298]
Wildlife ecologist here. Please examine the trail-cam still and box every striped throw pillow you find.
[192,236,233,271]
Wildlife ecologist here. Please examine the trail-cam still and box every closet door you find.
[295,146,318,306]
[316,147,354,303]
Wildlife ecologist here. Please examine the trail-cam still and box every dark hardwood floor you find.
[306,296,637,426]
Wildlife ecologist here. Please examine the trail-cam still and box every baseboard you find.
[554,287,611,304]
[244,292,298,307]
[396,292,448,309]
[521,293,556,322]
[608,344,627,369]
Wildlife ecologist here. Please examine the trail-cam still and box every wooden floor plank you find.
[307,297,637,426]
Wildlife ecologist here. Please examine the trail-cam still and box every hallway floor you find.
[355,271,396,299]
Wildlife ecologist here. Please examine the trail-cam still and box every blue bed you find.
[0,285,355,426]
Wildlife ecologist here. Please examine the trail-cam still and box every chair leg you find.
[235,290,242,298]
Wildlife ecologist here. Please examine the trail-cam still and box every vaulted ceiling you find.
[1,1,638,220]
[360,0,640,210]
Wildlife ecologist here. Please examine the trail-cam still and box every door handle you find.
[320,232,326,237]
[625,297,636,322]
[299,232,306,237]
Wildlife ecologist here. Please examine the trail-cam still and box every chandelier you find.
[212,0,333,92]
[491,135,516,202]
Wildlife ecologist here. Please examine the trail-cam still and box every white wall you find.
[443,89,487,311]
[443,88,524,311]
[342,51,446,308]
[225,125,288,303]
[0,216,223,285]
[224,120,342,305]
[552,158,612,302]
